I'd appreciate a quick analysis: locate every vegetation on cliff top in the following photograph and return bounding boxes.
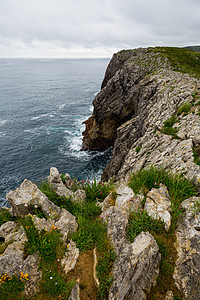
[152,46,200,78]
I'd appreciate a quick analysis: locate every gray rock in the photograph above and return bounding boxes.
[102,192,116,212]
[145,186,172,231]
[115,183,142,214]
[73,189,86,203]
[68,282,80,300]
[6,179,61,219]
[102,206,130,255]
[165,290,174,300]
[0,222,41,297]
[109,232,161,300]
[48,167,72,198]
[173,197,200,299]
[61,240,79,274]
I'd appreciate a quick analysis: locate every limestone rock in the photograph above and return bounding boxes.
[6,179,60,219]
[68,282,80,300]
[102,206,130,255]
[115,183,142,213]
[144,186,172,231]
[0,221,41,297]
[73,189,86,203]
[32,209,78,242]
[109,231,161,300]
[165,290,174,300]
[61,241,79,275]
[102,192,116,212]
[48,167,72,198]
[173,197,200,299]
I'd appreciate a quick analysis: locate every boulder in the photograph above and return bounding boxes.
[144,185,172,231]
[115,183,142,214]
[173,197,200,299]
[109,232,161,300]
[6,179,60,219]
[48,167,72,198]
[102,192,116,212]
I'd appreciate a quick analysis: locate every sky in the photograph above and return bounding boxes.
[0,0,199,58]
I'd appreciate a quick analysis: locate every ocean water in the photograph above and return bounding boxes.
[0,58,111,206]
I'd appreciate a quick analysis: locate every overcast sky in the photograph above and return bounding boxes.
[0,0,199,58]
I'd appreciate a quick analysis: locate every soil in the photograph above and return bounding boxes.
[67,249,97,300]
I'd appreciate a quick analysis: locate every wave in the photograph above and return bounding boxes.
[31,113,55,121]
[0,119,8,126]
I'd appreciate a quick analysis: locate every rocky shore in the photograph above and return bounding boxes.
[0,47,200,299]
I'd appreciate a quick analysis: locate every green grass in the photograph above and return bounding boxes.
[152,47,200,78]
[136,145,142,153]
[0,208,14,226]
[21,216,64,264]
[160,115,179,138]
[193,145,200,166]
[39,178,115,299]
[69,178,114,202]
[41,266,75,298]
[128,166,197,229]
[126,210,165,243]
[177,102,192,116]
[0,274,26,300]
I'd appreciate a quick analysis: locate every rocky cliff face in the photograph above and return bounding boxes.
[82,47,200,184]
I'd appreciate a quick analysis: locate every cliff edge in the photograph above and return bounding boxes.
[82,47,200,183]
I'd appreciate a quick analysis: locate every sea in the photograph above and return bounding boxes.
[0,58,111,207]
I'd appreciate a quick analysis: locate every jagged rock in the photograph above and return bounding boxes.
[32,209,78,242]
[73,189,86,203]
[165,290,174,300]
[0,221,41,296]
[102,206,130,255]
[109,231,161,300]
[61,240,79,274]
[48,167,72,198]
[81,48,199,181]
[0,250,41,296]
[144,185,172,231]
[115,183,142,213]
[6,179,61,219]
[173,197,200,299]
[68,282,80,300]
[102,192,116,212]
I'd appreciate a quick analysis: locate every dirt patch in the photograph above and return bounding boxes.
[67,249,97,300]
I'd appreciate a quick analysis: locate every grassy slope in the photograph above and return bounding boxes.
[152,46,200,78]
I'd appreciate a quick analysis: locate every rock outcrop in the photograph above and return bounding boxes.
[82,48,200,185]
[174,197,200,299]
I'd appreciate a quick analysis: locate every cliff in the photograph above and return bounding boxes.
[0,47,200,300]
[82,47,200,184]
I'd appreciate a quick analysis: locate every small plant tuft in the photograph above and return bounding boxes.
[177,102,191,116]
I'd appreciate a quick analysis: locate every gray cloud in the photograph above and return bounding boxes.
[0,0,199,57]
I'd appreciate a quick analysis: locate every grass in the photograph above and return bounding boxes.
[136,145,142,153]
[152,47,200,78]
[160,115,179,138]
[40,266,75,299]
[126,210,165,243]
[177,102,192,116]
[0,208,14,226]
[193,145,200,166]
[39,178,116,299]
[0,273,26,300]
